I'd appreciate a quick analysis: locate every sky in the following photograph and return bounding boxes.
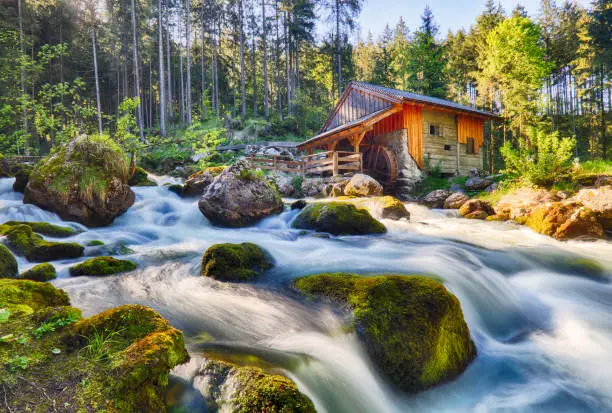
[355,0,592,39]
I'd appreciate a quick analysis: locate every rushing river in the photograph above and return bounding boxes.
[1,176,611,413]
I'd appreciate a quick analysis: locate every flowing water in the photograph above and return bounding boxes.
[1,176,611,413]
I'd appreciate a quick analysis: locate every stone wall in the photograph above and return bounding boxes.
[372,129,422,199]
[421,109,483,175]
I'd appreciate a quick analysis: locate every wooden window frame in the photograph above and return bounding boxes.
[429,123,442,137]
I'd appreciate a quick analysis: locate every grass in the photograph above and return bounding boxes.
[80,327,124,362]
[579,159,612,175]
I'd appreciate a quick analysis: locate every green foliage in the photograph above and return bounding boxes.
[239,168,266,181]
[291,175,304,196]
[6,355,30,372]
[33,313,79,339]
[500,126,576,186]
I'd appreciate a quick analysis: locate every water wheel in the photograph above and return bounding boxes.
[364,144,398,188]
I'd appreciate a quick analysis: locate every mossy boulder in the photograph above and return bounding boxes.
[293,273,477,393]
[128,166,157,186]
[0,244,18,278]
[23,135,135,227]
[167,183,184,196]
[12,164,32,193]
[326,196,410,221]
[69,256,137,276]
[86,239,105,246]
[194,359,316,413]
[198,160,284,227]
[183,166,225,197]
[201,242,273,282]
[19,263,56,281]
[292,202,386,235]
[1,220,76,237]
[2,224,84,262]
[459,199,495,219]
[0,279,189,412]
[525,201,605,240]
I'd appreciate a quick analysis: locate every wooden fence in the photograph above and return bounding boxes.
[250,151,362,176]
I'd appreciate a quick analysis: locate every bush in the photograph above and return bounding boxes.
[500,127,576,186]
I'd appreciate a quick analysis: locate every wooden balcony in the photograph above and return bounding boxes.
[249,151,363,176]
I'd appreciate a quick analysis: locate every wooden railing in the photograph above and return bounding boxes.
[250,151,362,176]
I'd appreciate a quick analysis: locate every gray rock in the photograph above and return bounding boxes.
[344,174,383,197]
[420,189,452,208]
[449,183,465,193]
[465,177,493,191]
[443,192,469,209]
[484,182,499,193]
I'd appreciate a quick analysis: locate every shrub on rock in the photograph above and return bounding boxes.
[293,273,476,393]
[23,135,135,227]
[194,359,316,413]
[128,166,157,186]
[20,263,56,281]
[0,244,18,278]
[459,200,495,219]
[525,202,604,240]
[201,242,273,282]
[198,160,283,227]
[292,202,386,235]
[69,256,137,276]
[2,224,84,262]
[344,174,383,197]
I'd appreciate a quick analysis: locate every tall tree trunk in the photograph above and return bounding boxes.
[284,11,290,116]
[166,26,173,121]
[158,0,166,137]
[185,0,192,126]
[130,0,145,141]
[262,0,269,119]
[18,0,27,155]
[335,0,341,98]
[275,0,282,119]
[179,6,185,127]
[600,65,607,158]
[252,27,257,115]
[201,4,207,119]
[92,29,103,135]
[239,0,246,118]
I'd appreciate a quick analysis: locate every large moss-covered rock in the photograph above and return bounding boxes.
[294,273,476,393]
[292,202,386,235]
[1,220,76,237]
[23,135,135,227]
[20,263,57,281]
[323,196,410,221]
[198,160,283,227]
[183,166,225,197]
[0,280,189,413]
[1,224,84,262]
[128,166,157,186]
[459,199,495,219]
[0,244,18,278]
[201,242,273,282]
[194,359,316,413]
[69,256,137,276]
[525,201,604,240]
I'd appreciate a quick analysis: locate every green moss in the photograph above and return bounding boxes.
[201,243,273,282]
[0,244,18,278]
[292,202,386,235]
[167,184,184,196]
[69,256,137,276]
[128,166,157,186]
[294,273,476,392]
[2,220,76,237]
[86,240,105,246]
[20,263,56,282]
[0,279,188,413]
[3,224,84,262]
[525,202,604,240]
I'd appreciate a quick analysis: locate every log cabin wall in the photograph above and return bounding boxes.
[325,88,393,131]
[422,109,483,175]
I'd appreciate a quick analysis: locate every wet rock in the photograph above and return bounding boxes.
[443,193,469,209]
[420,189,452,209]
[69,256,137,276]
[23,135,135,227]
[193,359,316,413]
[167,184,184,196]
[20,263,56,281]
[334,196,410,221]
[484,182,498,193]
[200,242,273,282]
[344,174,383,197]
[570,185,612,231]
[301,178,324,197]
[494,187,562,221]
[198,160,283,227]
[12,164,32,193]
[291,199,308,210]
[525,201,604,240]
[459,199,495,219]
[128,167,157,186]
[0,245,18,278]
[292,202,386,235]
[293,273,476,393]
[464,177,493,191]
[183,166,226,197]
[1,220,76,238]
[1,224,83,262]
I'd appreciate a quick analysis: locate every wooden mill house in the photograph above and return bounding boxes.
[253,82,498,194]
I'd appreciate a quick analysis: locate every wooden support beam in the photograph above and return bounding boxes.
[332,151,339,176]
